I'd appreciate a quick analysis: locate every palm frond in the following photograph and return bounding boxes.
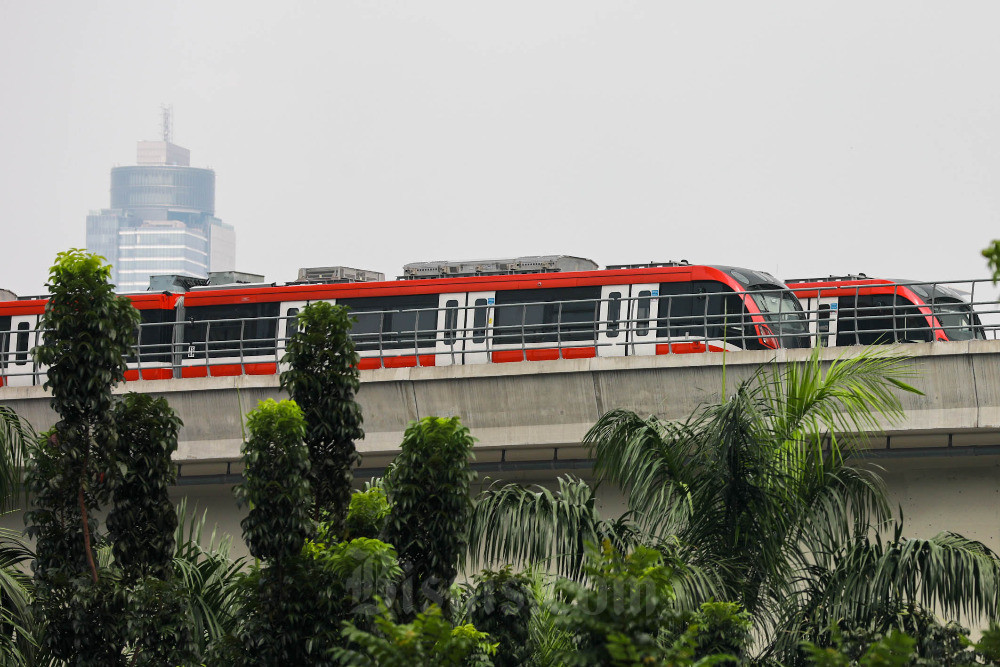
[172,499,247,651]
[792,463,892,563]
[869,532,1000,624]
[585,409,703,537]
[761,346,920,449]
[0,524,36,664]
[774,529,1000,661]
[468,477,607,579]
[0,406,33,512]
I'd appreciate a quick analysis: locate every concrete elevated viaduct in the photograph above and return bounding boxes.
[3,341,1000,557]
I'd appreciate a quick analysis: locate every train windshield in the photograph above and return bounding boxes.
[748,285,810,348]
[932,299,985,341]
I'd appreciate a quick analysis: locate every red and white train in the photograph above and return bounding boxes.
[0,258,810,387]
[785,275,985,346]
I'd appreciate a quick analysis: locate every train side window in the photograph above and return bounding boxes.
[838,295,895,345]
[444,300,459,345]
[893,296,932,343]
[284,308,300,340]
[340,294,439,351]
[184,303,281,358]
[492,287,600,345]
[472,299,488,343]
[817,304,831,346]
[818,304,830,332]
[607,292,622,338]
[636,290,651,336]
[15,322,29,365]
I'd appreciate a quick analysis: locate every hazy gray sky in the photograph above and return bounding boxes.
[2,2,999,296]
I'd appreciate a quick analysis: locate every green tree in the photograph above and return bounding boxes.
[550,541,685,666]
[107,393,197,666]
[229,399,316,663]
[280,301,364,530]
[982,240,1000,281]
[461,565,536,667]
[546,541,743,667]
[469,348,1000,663]
[383,416,476,619]
[335,604,496,667]
[24,249,139,664]
[108,393,182,581]
[343,487,391,540]
[234,398,313,562]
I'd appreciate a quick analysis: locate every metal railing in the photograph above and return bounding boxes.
[3,278,1000,385]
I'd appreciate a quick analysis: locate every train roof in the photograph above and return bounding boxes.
[179,263,794,307]
[785,275,972,304]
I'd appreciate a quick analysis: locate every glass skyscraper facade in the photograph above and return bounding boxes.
[86,138,235,292]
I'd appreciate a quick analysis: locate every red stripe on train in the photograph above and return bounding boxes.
[492,347,597,363]
[177,363,279,379]
[655,343,725,354]
[123,369,174,381]
[358,355,436,370]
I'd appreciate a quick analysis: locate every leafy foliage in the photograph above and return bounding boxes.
[219,538,402,665]
[461,565,536,667]
[343,487,391,540]
[120,576,198,666]
[466,347,1000,662]
[803,626,917,666]
[104,393,198,664]
[107,393,182,581]
[796,603,994,666]
[24,249,139,663]
[982,240,1000,282]
[549,541,689,666]
[689,601,753,663]
[383,416,477,618]
[335,604,497,667]
[234,398,313,562]
[280,301,364,529]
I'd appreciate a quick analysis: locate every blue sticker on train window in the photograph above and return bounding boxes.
[830,304,838,310]
[651,290,659,296]
[487,297,495,305]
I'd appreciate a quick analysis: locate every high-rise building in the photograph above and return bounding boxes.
[86,110,235,292]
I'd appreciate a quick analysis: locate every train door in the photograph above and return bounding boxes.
[276,300,311,372]
[435,293,465,366]
[6,314,40,386]
[462,291,494,365]
[597,285,626,357]
[803,296,838,347]
[627,283,659,356]
[597,284,659,357]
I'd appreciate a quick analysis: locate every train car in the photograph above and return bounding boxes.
[785,275,985,346]
[0,292,179,387]
[0,260,810,386]
[173,260,810,377]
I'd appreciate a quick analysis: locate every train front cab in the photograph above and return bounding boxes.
[787,278,984,346]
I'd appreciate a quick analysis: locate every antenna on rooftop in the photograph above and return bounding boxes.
[160,104,173,143]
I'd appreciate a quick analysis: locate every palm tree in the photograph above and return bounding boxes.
[0,406,38,663]
[468,347,1000,662]
[171,500,248,657]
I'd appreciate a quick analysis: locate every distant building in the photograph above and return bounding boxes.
[86,110,235,292]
